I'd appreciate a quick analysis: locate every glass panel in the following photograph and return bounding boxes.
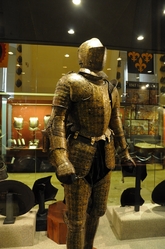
[1,43,165,208]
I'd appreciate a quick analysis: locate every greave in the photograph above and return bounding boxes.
[84,214,99,249]
[67,228,85,249]
[64,214,86,249]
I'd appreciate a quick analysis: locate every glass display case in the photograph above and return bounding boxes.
[5,98,53,173]
[0,43,165,207]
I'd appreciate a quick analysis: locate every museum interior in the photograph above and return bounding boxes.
[1,0,165,249]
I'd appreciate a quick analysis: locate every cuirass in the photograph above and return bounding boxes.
[69,75,111,137]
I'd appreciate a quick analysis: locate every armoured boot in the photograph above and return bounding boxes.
[64,178,91,249]
[84,214,99,249]
[66,219,85,249]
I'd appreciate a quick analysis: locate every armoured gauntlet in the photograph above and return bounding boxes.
[120,147,136,172]
[50,148,77,185]
[115,136,136,173]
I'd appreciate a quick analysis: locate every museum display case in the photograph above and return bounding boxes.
[120,80,164,166]
[0,42,165,207]
[5,98,53,173]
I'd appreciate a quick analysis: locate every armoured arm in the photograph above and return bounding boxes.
[46,76,76,184]
[109,87,135,166]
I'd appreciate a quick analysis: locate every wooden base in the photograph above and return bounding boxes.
[47,201,97,247]
[47,201,67,244]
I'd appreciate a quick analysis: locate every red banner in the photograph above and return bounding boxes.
[0,43,9,68]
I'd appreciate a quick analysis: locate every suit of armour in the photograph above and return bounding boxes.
[46,38,135,249]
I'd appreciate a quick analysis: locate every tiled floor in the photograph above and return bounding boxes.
[1,164,165,249]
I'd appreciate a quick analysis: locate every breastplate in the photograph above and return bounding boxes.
[70,76,111,137]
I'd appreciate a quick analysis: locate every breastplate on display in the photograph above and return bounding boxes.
[70,75,111,137]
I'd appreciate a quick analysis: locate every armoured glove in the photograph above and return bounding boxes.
[120,148,136,173]
[49,149,77,184]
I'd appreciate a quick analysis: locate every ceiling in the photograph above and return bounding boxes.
[1,0,165,53]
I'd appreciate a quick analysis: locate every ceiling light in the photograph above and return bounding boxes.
[137,35,144,41]
[68,29,75,34]
[163,9,165,14]
[65,54,69,57]
[72,0,81,5]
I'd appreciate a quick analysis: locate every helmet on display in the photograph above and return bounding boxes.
[78,38,107,71]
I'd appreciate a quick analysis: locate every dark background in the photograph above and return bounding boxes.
[0,0,165,53]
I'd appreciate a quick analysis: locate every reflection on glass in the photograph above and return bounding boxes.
[0,42,164,205]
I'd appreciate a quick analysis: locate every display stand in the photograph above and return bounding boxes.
[43,115,50,129]
[106,204,165,240]
[32,176,58,231]
[36,187,48,231]
[0,179,36,247]
[47,201,67,244]
[3,193,15,224]
[13,117,25,147]
[0,211,36,247]
[29,117,39,148]
[41,115,50,153]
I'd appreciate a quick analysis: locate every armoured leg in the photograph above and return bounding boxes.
[64,178,91,249]
[84,172,111,249]
[84,214,99,249]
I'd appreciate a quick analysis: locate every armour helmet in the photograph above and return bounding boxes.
[78,38,107,71]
